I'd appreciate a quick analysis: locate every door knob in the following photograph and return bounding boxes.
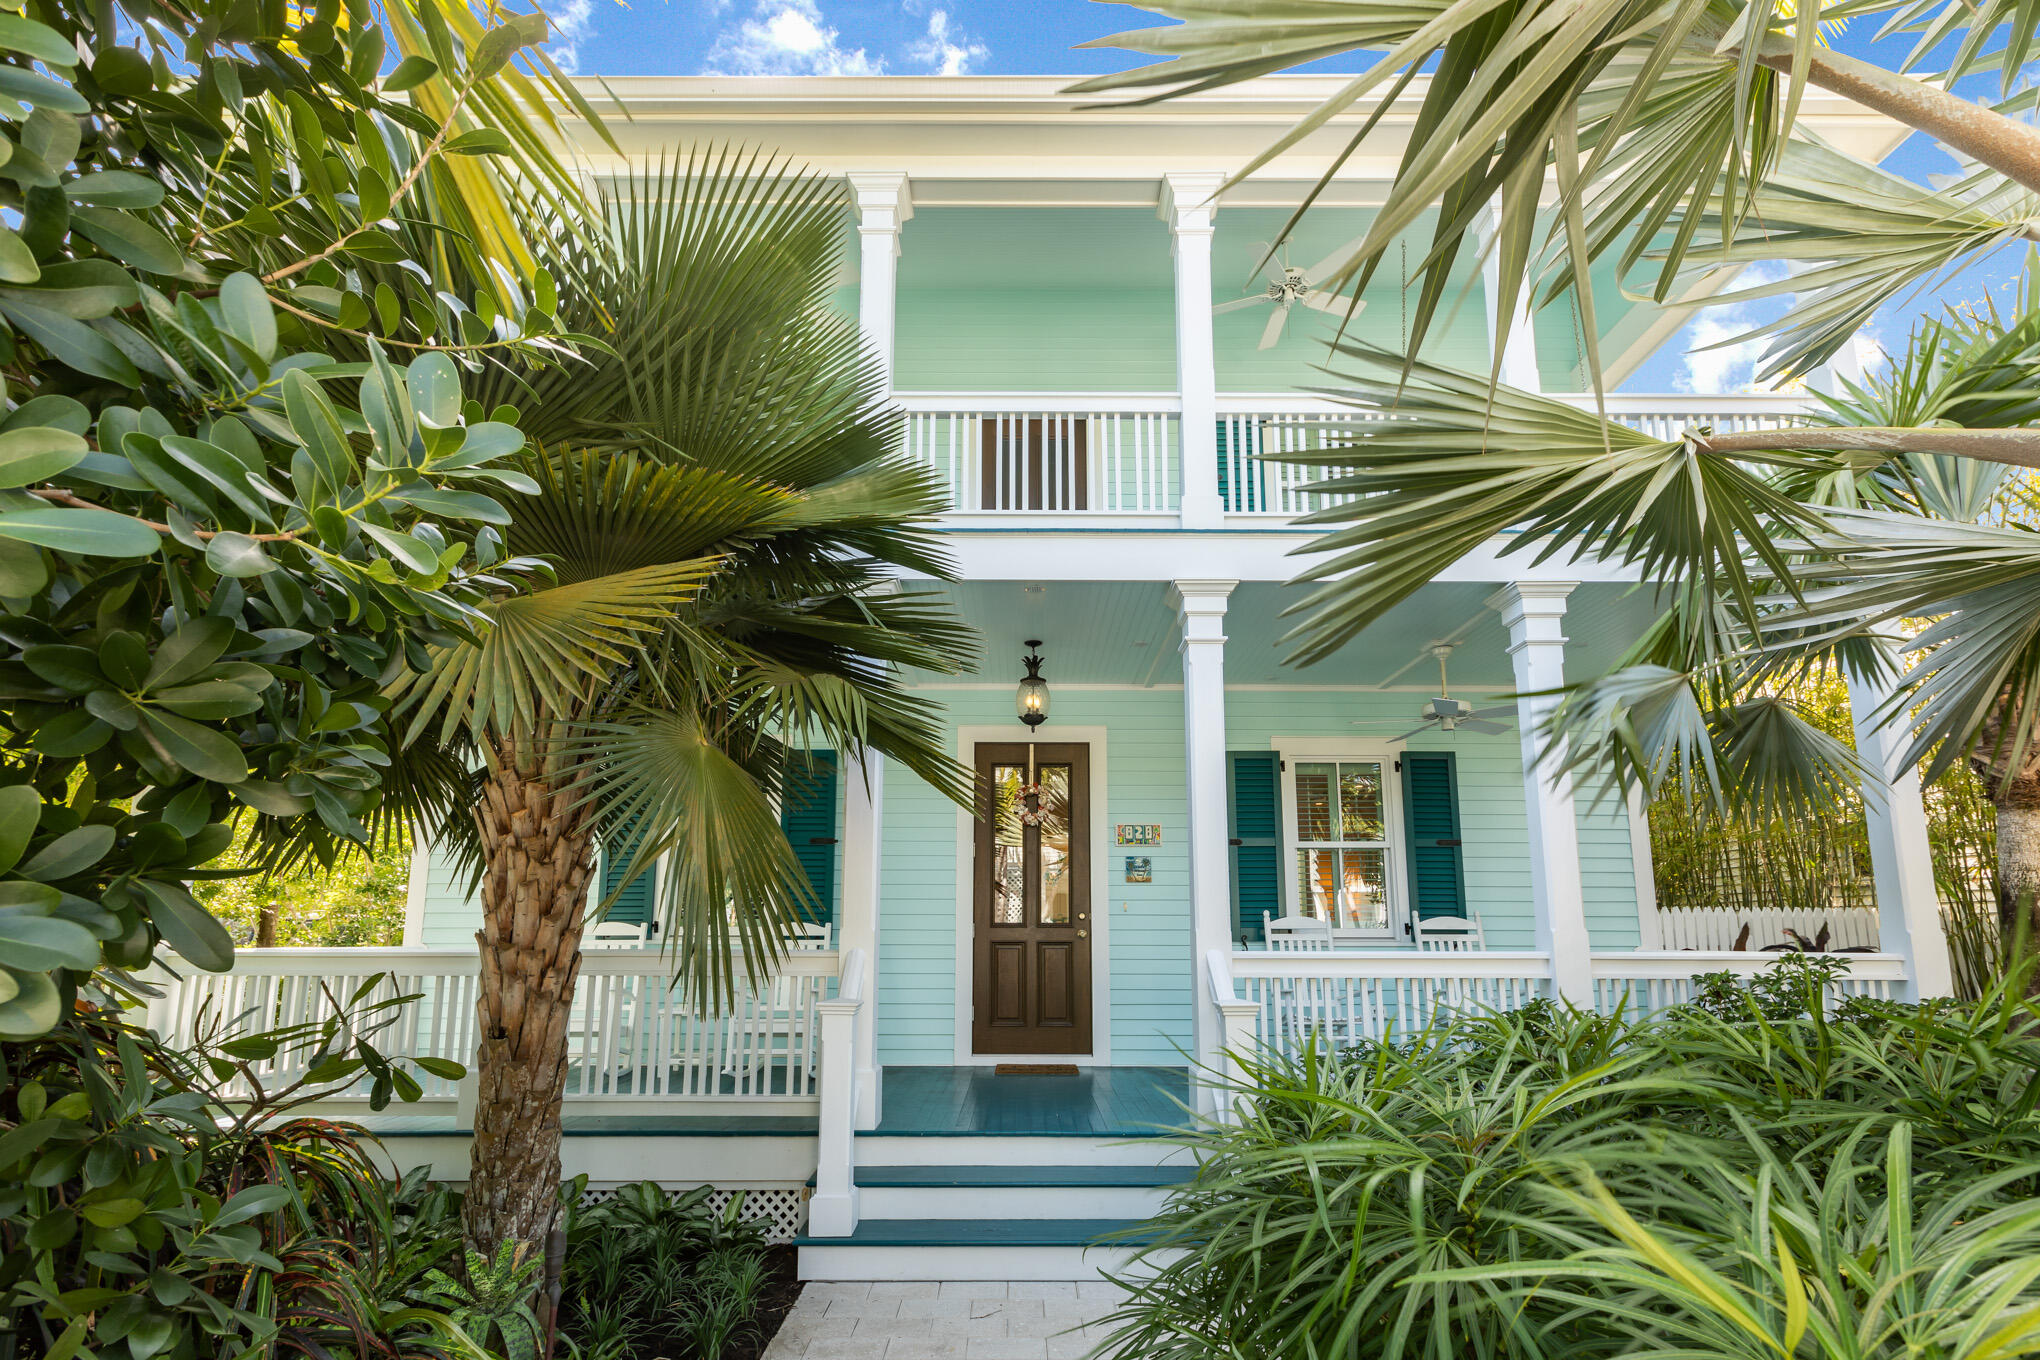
[1077,929,1088,939]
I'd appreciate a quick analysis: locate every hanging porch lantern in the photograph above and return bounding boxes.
[1015,640,1049,729]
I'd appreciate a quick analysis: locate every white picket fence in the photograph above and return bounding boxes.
[150,946,843,1112]
[1653,907,1882,952]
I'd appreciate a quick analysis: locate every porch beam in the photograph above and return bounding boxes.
[840,750,885,1129]
[1173,578,1237,1109]
[848,171,912,395]
[1846,660,1955,1000]
[1161,173,1225,529]
[1489,582,1595,1004]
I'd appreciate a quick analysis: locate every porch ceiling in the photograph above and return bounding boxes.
[901,579,1664,689]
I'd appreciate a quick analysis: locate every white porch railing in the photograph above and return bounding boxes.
[807,947,867,1238]
[1591,950,1906,1019]
[895,393,1181,514]
[1208,945,1909,1065]
[150,946,845,1111]
[1652,906,1881,953]
[1204,392,1818,517]
[1223,949,1556,1052]
[894,391,1816,519]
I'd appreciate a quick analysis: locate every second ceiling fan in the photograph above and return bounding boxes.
[1213,240,1362,349]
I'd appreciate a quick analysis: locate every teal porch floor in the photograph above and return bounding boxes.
[873,1065,1191,1137]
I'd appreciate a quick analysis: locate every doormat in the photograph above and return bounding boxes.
[994,1063,1080,1076]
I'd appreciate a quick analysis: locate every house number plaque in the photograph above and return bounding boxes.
[1115,824,1162,846]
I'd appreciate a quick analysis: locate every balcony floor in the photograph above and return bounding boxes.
[873,1065,1190,1137]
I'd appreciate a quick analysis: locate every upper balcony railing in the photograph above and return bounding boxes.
[898,393,1181,516]
[900,391,1815,522]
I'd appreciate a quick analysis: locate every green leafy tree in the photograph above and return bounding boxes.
[193,822,411,947]
[1076,2,2040,972]
[0,0,600,1037]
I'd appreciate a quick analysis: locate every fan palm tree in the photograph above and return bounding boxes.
[1071,2,2040,970]
[385,152,975,1250]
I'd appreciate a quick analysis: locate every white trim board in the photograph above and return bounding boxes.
[950,724,1114,1067]
[402,838,431,948]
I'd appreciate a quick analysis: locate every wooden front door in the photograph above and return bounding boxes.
[972,743,1092,1054]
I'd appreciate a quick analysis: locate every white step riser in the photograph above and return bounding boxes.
[854,1136,1188,1167]
[857,1185,1172,1220]
[797,1244,1182,1283]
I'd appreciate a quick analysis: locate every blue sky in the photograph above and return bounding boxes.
[550,1,2019,394]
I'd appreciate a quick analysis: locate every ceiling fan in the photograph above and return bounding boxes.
[1349,644,1515,739]
[1212,240,1362,350]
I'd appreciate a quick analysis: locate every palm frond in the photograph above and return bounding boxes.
[1776,508,2040,786]
[1276,344,1835,665]
[507,449,802,585]
[396,561,719,746]
[1643,142,2040,382]
[569,709,818,1008]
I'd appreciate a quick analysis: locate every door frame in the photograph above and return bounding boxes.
[953,724,1112,1066]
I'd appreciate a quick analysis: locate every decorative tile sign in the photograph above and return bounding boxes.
[1115,824,1162,846]
[1124,856,1152,884]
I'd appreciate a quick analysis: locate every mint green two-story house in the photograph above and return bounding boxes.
[150,76,1945,1282]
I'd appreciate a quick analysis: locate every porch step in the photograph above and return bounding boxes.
[853,1132,1188,1167]
[793,1219,1167,1282]
[836,1164,1190,1220]
[849,1164,1189,1188]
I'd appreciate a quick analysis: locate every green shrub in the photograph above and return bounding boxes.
[0,992,470,1360]
[553,1180,775,1360]
[1101,957,2040,1360]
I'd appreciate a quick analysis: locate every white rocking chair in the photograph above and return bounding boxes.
[1412,913,1486,951]
[1263,912,1336,951]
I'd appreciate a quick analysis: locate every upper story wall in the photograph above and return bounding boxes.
[558,77,1909,396]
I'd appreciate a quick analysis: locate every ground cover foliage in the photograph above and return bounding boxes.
[1103,955,2040,1360]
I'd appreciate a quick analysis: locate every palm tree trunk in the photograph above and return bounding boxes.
[1998,777,2040,991]
[462,748,598,1252]
[1756,46,2040,199]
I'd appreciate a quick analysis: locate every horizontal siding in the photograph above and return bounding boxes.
[895,287,1177,392]
[417,850,482,948]
[1578,779,1644,949]
[412,779,846,945]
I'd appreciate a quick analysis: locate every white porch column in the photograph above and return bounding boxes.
[1174,579,1237,1106]
[1162,173,1225,529]
[1489,582,1594,1003]
[838,750,884,1128]
[1846,662,1955,1000]
[847,172,911,394]
[1478,197,1542,393]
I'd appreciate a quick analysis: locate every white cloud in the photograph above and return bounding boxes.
[1671,262,1790,394]
[704,0,883,75]
[548,0,596,75]
[906,9,987,75]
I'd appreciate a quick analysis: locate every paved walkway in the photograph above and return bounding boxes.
[762,1281,1129,1360]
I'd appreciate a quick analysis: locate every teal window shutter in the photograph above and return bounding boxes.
[1215,419,1261,513]
[1400,752,1467,921]
[781,750,839,925]
[599,822,657,929]
[1228,751,1281,942]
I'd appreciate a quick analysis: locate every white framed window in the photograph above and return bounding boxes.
[1279,751,1402,937]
